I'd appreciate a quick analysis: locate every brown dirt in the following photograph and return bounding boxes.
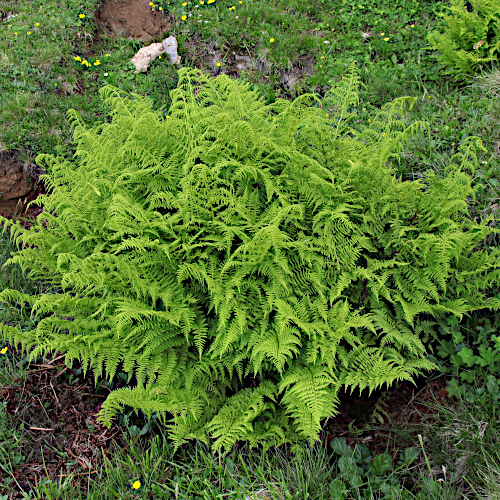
[0,151,46,222]
[95,0,172,42]
[1,345,130,499]
[278,53,315,94]
[324,374,451,459]
[0,147,119,499]
[94,0,313,91]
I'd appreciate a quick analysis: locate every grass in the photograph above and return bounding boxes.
[1,0,500,497]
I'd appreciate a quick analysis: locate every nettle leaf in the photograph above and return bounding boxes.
[338,455,356,475]
[354,443,372,465]
[486,376,500,397]
[368,452,393,476]
[457,347,476,367]
[437,339,456,358]
[329,479,349,500]
[460,371,475,383]
[398,447,419,465]
[330,437,354,457]
[478,346,500,367]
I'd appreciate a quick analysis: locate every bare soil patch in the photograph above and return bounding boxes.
[0,151,46,221]
[95,0,171,42]
[2,347,129,499]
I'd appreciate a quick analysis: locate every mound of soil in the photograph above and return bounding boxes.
[95,0,171,41]
[0,151,45,222]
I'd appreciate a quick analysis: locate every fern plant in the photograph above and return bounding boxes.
[1,64,500,456]
[426,0,500,82]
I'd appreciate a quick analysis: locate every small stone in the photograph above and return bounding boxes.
[131,42,164,73]
[130,36,181,74]
[162,36,181,64]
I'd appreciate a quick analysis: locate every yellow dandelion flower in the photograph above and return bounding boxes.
[200,0,204,4]
[132,480,142,490]
[79,13,85,18]
[239,0,242,3]
[410,24,415,27]
[380,32,384,36]
[149,2,153,5]
[0,346,8,355]
[217,62,221,66]
[159,6,163,9]
[182,14,187,20]
[105,53,110,57]
[182,1,187,4]
[27,31,31,34]
[74,55,82,61]
[14,31,17,34]
[384,37,389,41]
[94,60,101,65]
[270,37,274,42]
[159,55,162,58]
[35,22,40,26]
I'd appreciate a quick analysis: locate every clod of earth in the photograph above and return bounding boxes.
[0,151,44,220]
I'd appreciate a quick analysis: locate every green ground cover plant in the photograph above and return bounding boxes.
[1,0,500,498]
[426,0,500,82]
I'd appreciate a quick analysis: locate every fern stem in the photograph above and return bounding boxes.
[361,163,378,215]
[203,169,216,220]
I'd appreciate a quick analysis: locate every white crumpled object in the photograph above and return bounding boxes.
[162,36,181,64]
[130,36,181,74]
